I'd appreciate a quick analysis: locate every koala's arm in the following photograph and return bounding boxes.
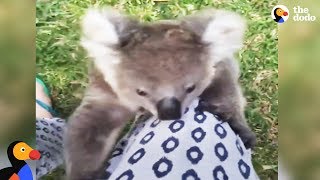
[200,58,256,149]
[64,68,134,180]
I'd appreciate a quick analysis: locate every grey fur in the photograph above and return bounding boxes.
[64,66,135,180]
[65,7,256,179]
[199,58,256,148]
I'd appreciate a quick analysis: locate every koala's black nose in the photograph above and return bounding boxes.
[157,97,181,120]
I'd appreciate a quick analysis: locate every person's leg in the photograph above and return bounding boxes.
[35,78,66,178]
[36,80,52,119]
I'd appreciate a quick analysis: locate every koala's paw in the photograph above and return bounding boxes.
[239,130,256,149]
[197,100,215,113]
[197,100,230,121]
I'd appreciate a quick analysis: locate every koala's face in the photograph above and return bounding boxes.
[81,8,246,120]
[115,25,213,119]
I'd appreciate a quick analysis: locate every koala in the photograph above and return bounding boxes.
[65,7,256,180]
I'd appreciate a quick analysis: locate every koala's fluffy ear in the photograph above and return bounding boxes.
[81,7,139,63]
[181,9,246,55]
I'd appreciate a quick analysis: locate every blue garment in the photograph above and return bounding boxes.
[18,164,33,180]
[107,99,259,180]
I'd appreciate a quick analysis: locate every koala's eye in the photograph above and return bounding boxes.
[20,147,25,152]
[136,89,148,96]
[186,84,196,93]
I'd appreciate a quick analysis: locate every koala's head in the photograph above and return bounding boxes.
[81,7,246,120]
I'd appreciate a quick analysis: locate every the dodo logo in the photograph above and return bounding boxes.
[0,141,40,180]
[272,5,289,23]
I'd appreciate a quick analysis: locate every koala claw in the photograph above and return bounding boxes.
[197,100,227,120]
[239,130,257,149]
[196,100,214,112]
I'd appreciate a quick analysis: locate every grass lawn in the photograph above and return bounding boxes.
[36,0,278,179]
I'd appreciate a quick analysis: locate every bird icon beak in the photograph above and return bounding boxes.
[29,149,41,160]
[283,11,288,16]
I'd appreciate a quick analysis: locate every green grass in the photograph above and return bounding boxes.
[36,0,278,179]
